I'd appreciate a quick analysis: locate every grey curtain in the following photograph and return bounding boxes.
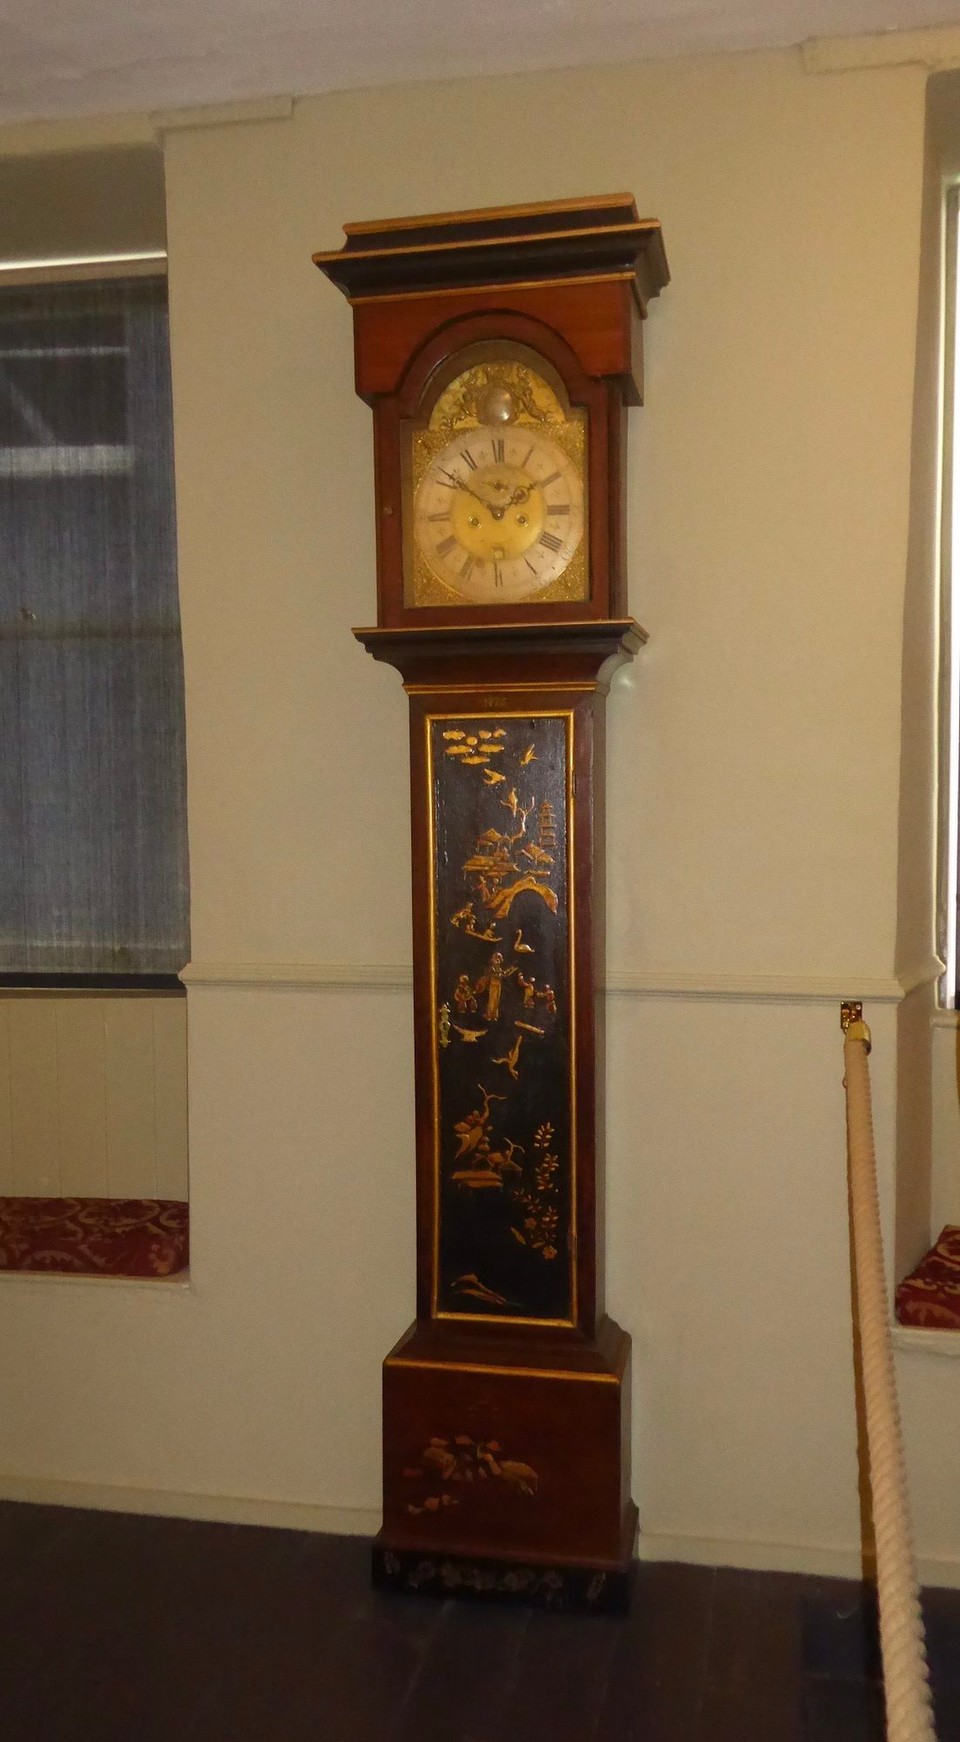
[0,276,189,977]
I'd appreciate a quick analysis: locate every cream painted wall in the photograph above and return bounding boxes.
[170,53,918,983]
[2,46,959,1581]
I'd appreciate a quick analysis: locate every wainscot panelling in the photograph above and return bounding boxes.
[104,1000,159,1197]
[0,1007,12,1193]
[7,1001,59,1195]
[56,999,109,1196]
[152,999,190,1201]
[0,996,188,1201]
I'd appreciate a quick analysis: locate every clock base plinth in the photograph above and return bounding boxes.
[377,1314,636,1606]
[371,1510,637,1613]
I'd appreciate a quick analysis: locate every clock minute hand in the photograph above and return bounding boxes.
[442,471,497,515]
[440,468,512,520]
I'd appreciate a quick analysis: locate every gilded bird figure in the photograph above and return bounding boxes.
[492,1035,523,1081]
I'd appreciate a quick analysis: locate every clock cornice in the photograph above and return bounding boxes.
[312,193,669,312]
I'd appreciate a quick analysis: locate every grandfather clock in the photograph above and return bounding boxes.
[315,196,668,1609]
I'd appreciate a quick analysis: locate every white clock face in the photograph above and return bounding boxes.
[412,425,584,605]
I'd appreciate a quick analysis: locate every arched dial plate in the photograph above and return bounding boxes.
[404,350,588,608]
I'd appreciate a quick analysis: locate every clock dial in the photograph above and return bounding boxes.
[403,347,589,610]
[413,425,583,604]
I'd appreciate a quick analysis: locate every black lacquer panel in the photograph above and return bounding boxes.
[430,712,573,1323]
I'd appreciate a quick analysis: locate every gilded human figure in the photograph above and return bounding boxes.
[453,974,477,1015]
[474,950,516,1022]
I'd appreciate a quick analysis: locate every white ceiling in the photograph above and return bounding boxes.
[1,0,960,126]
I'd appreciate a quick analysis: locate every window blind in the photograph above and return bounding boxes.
[0,276,189,977]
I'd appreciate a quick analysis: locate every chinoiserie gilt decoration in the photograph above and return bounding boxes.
[314,195,668,1611]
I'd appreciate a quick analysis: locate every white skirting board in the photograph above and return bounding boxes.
[1,1472,958,1590]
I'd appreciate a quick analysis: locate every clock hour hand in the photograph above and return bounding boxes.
[453,476,510,521]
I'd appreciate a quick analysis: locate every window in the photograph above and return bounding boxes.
[942,183,960,1007]
[0,275,189,984]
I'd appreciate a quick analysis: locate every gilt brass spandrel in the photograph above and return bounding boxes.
[427,356,570,435]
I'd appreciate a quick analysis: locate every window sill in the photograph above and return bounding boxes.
[0,1266,192,1297]
[0,976,184,994]
[893,1323,960,1356]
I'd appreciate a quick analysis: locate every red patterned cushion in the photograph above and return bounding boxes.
[0,1198,188,1278]
[895,1226,960,1330]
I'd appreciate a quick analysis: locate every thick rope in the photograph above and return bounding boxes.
[843,1015,937,1742]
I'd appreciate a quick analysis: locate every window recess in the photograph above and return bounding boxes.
[0,275,189,986]
[942,183,960,1008]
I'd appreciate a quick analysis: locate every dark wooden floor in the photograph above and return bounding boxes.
[1,1501,958,1741]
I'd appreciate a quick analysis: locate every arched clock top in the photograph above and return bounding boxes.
[395,313,600,418]
[314,194,668,407]
[410,338,580,425]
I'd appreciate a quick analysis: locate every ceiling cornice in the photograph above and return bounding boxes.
[1,11,959,136]
[804,22,960,73]
[151,95,293,136]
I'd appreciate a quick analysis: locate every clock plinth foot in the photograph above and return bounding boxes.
[372,1512,637,1613]
[378,1314,635,1602]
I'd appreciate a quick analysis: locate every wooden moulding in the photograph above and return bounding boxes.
[352,617,646,692]
[313,193,669,310]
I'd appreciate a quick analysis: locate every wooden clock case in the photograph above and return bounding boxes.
[315,197,668,1610]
